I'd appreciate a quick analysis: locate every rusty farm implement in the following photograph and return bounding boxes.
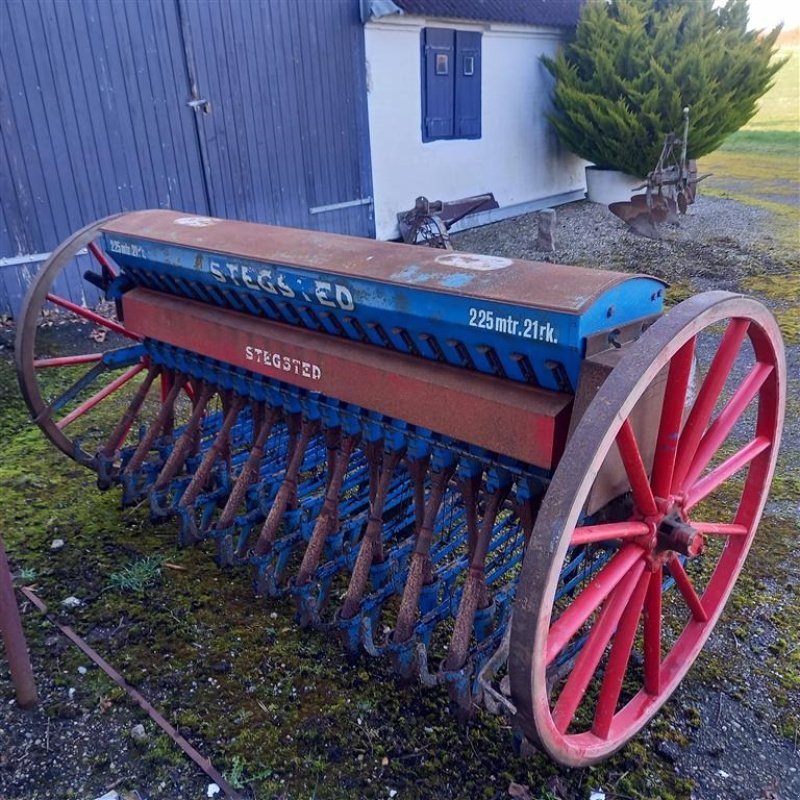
[15,210,785,765]
[609,108,710,238]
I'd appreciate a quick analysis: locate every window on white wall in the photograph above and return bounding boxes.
[421,28,482,142]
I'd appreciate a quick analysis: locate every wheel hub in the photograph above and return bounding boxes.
[656,511,704,557]
[635,503,704,568]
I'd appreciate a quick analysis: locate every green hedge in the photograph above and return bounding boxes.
[543,0,784,178]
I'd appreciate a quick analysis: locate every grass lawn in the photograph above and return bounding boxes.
[700,46,800,233]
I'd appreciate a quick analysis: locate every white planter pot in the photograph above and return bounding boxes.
[585,166,643,205]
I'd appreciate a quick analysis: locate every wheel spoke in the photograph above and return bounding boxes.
[46,293,140,341]
[553,560,645,733]
[666,558,708,622]
[651,337,696,499]
[616,420,658,516]
[571,521,650,546]
[592,568,650,739]
[33,353,104,369]
[546,544,644,666]
[35,362,109,421]
[689,522,748,536]
[57,364,145,430]
[88,240,118,279]
[684,436,771,510]
[643,567,662,695]
[683,362,773,490]
[671,318,750,492]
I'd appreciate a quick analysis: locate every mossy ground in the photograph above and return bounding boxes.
[1,355,700,799]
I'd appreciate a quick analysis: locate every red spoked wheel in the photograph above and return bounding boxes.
[509,291,785,766]
[15,218,162,469]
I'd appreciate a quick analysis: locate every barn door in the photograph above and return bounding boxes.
[176,0,374,237]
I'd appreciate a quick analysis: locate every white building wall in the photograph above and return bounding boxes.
[365,16,586,239]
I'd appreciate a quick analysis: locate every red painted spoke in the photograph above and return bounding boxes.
[684,436,771,510]
[88,240,117,279]
[683,362,773,490]
[592,568,650,739]
[33,353,103,369]
[571,521,650,547]
[546,544,644,666]
[160,371,172,403]
[57,364,145,430]
[553,561,645,733]
[690,522,748,536]
[667,558,708,622]
[671,318,750,492]
[46,293,141,341]
[651,337,696,499]
[643,567,663,695]
[616,420,658,516]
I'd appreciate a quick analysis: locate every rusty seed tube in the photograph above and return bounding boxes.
[124,373,187,476]
[297,434,359,586]
[340,448,403,620]
[179,395,246,509]
[253,419,319,556]
[394,463,456,643]
[445,490,504,671]
[152,383,214,491]
[99,365,160,458]
[216,406,280,533]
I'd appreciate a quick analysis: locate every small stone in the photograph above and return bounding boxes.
[207,784,220,798]
[657,740,682,763]
[717,770,730,779]
[50,538,65,551]
[77,666,87,676]
[270,612,278,619]
[381,756,389,766]
[130,723,148,745]
[61,596,82,609]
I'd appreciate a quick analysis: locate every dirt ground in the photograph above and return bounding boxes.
[1,177,798,800]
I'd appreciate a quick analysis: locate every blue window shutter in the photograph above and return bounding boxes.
[455,31,481,139]
[422,28,455,141]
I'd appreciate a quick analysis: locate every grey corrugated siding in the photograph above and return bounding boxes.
[0,0,373,317]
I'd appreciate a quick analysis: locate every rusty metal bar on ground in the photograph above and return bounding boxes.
[0,535,37,708]
[18,586,244,800]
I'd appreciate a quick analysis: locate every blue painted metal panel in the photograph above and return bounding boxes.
[102,231,665,392]
[179,0,373,237]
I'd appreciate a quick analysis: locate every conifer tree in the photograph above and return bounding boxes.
[543,0,784,178]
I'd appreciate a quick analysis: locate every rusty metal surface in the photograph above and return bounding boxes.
[122,289,572,469]
[0,535,37,708]
[102,209,649,314]
[397,193,499,249]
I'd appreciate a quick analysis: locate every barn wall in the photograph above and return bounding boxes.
[0,0,373,318]
[365,16,586,239]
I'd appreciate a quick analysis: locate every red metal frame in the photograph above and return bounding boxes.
[122,289,572,470]
[46,292,141,341]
